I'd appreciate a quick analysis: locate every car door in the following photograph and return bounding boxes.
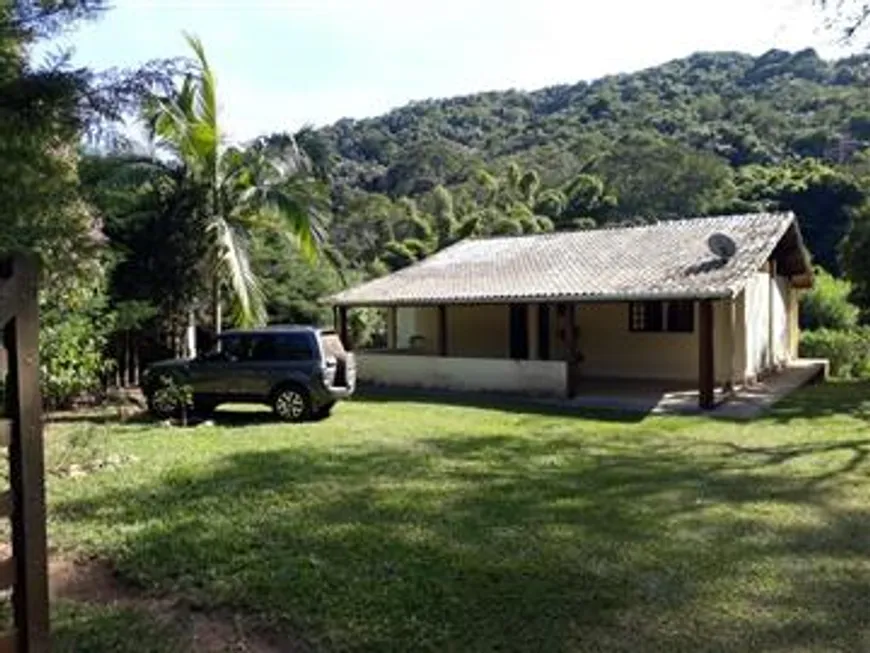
[241,333,315,399]
[188,334,250,400]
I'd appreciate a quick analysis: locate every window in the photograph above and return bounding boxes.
[666,300,695,333]
[629,301,694,333]
[218,334,251,361]
[251,333,315,362]
[629,301,664,332]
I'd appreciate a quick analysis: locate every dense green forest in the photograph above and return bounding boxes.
[316,48,870,279]
[7,0,870,404]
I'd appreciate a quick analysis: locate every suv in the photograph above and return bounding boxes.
[142,326,356,422]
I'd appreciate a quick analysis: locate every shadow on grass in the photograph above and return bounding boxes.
[52,425,870,652]
[356,385,647,423]
[767,380,870,422]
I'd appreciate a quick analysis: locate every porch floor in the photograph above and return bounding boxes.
[568,359,828,418]
[358,359,828,419]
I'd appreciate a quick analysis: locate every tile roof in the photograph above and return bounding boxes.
[329,212,811,306]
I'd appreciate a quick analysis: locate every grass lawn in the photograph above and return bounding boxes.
[45,382,870,652]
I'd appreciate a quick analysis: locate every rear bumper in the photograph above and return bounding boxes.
[325,383,355,401]
[311,381,355,407]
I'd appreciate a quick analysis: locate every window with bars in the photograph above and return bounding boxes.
[629,301,694,333]
[629,301,664,332]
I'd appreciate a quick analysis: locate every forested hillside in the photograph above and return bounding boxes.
[322,48,870,185]
[309,48,870,290]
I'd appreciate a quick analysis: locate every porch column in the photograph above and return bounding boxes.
[528,304,539,360]
[437,305,448,356]
[564,303,577,398]
[699,299,715,410]
[338,306,352,351]
[388,306,398,349]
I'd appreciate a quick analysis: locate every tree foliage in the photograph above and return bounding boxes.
[800,267,860,330]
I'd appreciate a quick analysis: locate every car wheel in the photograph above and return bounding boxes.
[272,386,311,422]
[193,399,217,418]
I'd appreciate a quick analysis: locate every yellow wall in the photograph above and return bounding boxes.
[394,305,509,357]
[447,304,509,358]
[385,292,803,386]
[573,302,699,381]
[788,287,800,359]
[537,300,735,383]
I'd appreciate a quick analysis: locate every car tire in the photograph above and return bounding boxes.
[272,385,311,423]
[193,399,217,418]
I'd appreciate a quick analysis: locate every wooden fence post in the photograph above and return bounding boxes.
[1,255,50,653]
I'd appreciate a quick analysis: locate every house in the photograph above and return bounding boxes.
[328,212,814,409]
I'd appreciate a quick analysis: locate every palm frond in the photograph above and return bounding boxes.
[210,217,266,327]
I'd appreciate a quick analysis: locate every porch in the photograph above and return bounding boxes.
[355,359,828,419]
[336,291,798,410]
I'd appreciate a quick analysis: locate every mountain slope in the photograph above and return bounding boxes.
[316,48,870,194]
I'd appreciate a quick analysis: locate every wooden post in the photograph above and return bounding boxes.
[564,303,577,398]
[699,299,715,410]
[1,256,50,653]
[389,307,398,349]
[338,306,351,351]
[437,305,448,356]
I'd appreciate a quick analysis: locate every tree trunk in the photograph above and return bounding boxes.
[212,274,222,337]
[132,335,140,387]
[186,307,197,358]
[124,330,132,388]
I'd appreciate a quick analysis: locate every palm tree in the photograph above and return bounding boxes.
[146,34,322,334]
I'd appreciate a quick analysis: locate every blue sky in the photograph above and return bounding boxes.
[45,0,855,142]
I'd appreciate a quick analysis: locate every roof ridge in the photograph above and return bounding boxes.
[460,211,795,245]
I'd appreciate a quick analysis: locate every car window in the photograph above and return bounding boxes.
[219,334,250,361]
[251,333,315,361]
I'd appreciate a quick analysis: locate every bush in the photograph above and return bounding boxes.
[799,328,870,378]
[39,264,115,409]
[800,267,860,330]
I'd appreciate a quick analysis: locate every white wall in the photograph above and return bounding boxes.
[773,276,790,365]
[357,353,568,397]
[742,271,792,380]
[743,271,771,379]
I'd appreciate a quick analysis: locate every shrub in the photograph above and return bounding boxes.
[799,267,860,330]
[799,328,870,378]
[40,287,114,409]
[152,375,194,426]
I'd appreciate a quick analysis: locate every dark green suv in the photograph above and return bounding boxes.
[142,326,355,422]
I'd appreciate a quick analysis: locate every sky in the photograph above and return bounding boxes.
[43,0,860,142]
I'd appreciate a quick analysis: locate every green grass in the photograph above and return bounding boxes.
[52,601,183,653]
[45,382,870,652]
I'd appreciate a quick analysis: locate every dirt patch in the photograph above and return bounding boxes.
[49,556,308,653]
